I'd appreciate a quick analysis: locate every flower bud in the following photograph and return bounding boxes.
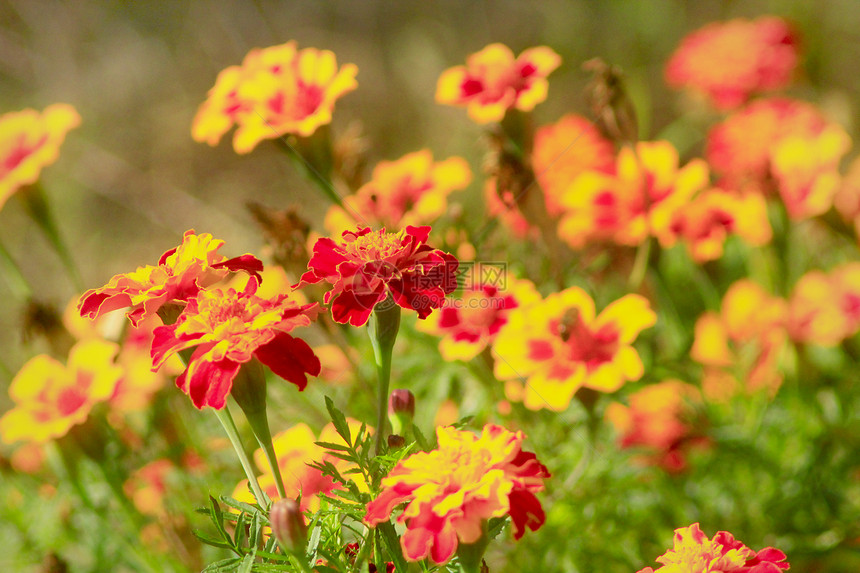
[388,389,415,435]
[387,434,406,450]
[269,498,307,554]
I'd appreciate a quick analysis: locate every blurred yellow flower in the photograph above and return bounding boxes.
[192,41,358,153]
[0,104,80,212]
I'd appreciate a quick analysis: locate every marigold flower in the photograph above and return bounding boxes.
[416,278,541,362]
[658,188,771,262]
[770,124,850,220]
[691,280,787,398]
[638,522,790,573]
[482,177,535,239]
[493,287,656,411]
[0,104,81,212]
[150,277,320,409]
[665,16,799,110]
[79,229,263,327]
[436,43,561,124]
[364,424,550,564]
[125,459,174,516]
[0,340,121,444]
[787,263,860,346]
[558,141,709,249]
[234,419,369,513]
[298,225,458,326]
[706,97,829,192]
[606,380,705,472]
[193,41,358,153]
[325,150,472,235]
[532,113,616,216]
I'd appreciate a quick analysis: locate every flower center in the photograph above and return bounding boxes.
[551,308,619,370]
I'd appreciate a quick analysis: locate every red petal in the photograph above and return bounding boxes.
[183,355,241,409]
[507,489,546,539]
[254,332,321,391]
[330,289,384,326]
[212,253,264,283]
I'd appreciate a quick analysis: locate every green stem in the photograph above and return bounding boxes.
[213,407,268,506]
[368,302,401,456]
[21,183,84,291]
[0,237,32,298]
[628,236,652,292]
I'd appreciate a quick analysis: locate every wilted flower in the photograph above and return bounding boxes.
[0,104,80,212]
[0,340,121,444]
[638,522,790,572]
[193,41,358,153]
[150,277,320,409]
[494,286,656,411]
[324,149,472,234]
[79,229,262,327]
[364,424,549,564]
[436,43,561,123]
[665,16,799,109]
[298,225,459,326]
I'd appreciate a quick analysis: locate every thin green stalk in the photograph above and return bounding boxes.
[628,236,652,292]
[213,407,268,506]
[0,237,32,298]
[368,302,401,456]
[21,183,84,291]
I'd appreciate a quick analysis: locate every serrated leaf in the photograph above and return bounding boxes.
[413,424,431,451]
[249,512,262,548]
[377,519,408,572]
[234,512,247,547]
[237,552,255,573]
[325,396,351,445]
[314,440,351,452]
[209,495,231,544]
[220,495,262,515]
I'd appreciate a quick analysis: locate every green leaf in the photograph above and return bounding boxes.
[193,530,236,551]
[413,424,431,452]
[234,512,247,548]
[314,440,352,452]
[237,552,255,573]
[220,495,263,515]
[377,519,408,572]
[209,495,232,545]
[202,557,241,572]
[325,396,352,445]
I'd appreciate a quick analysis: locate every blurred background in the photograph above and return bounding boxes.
[2,0,859,381]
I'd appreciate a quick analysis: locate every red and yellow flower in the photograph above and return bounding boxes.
[787,263,860,346]
[298,225,459,326]
[192,41,358,153]
[493,287,656,411]
[691,279,787,399]
[233,419,369,513]
[638,523,790,573]
[416,278,540,362]
[324,149,472,235]
[150,277,320,409]
[664,16,799,110]
[558,141,709,249]
[364,424,549,564]
[657,188,771,262]
[532,113,616,216]
[0,339,121,444]
[606,380,705,472]
[436,43,561,124]
[79,230,263,327]
[0,103,81,212]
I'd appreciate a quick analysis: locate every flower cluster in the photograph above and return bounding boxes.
[192,41,358,153]
[638,523,790,572]
[364,424,549,564]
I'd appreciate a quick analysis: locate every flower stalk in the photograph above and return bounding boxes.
[212,406,268,506]
[368,300,401,455]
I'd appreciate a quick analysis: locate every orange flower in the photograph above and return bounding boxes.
[605,380,705,472]
[151,277,320,409]
[125,459,174,516]
[691,280,787,398]
[658,188,771,262]
[298,225,459,326]
[493,287,656,411]
[364,424,549,564]
[436,43,561,124]
[79,230,263,327]
[233,419,369,513]
[482,177,535,239]
[193,41,358,153]
[638,523,789,573]
[834,155,860,236]
[532,113,615,216]
[706,97,829,193]
[665,16,799,110]
[558,141,709,248]
[416,278,540,362]
[0,340,121,444]
[770,124,850,220]
[787,263,860,346]
[324,150,472,235]
[0,104,81,212]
